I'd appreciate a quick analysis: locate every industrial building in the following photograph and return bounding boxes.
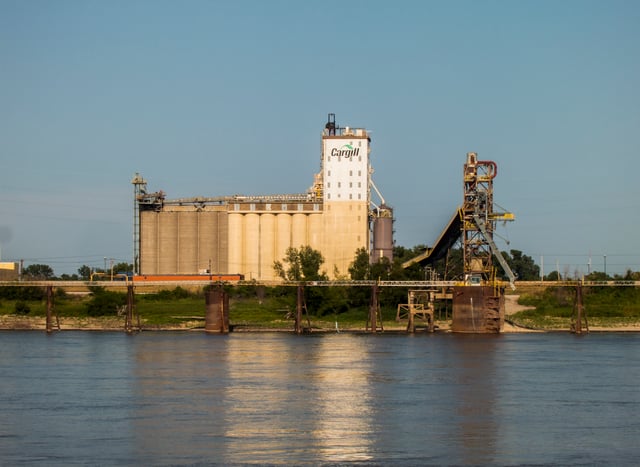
[0,262,19,281]
[133,114,393,281]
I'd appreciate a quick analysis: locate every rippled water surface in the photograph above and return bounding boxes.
[1,331,639,465]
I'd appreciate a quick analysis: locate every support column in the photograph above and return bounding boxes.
[452,286,504,333]
[366,284,383,333]
[45,286,54,334]
[572,283,588,334]
[125,284,136,334]
[295,285,304,334]
[205,286,229,333]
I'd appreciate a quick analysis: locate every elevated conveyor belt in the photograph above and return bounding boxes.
[402,209,462,269]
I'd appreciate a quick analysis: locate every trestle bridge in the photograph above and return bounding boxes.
[1,279,638,335]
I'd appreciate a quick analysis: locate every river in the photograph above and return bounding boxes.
[0,331,638,465]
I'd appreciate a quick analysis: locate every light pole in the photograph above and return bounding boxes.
[604,254,607,277]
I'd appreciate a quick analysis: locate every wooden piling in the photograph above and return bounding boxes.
[572,283,588,334]
[45,285,53,334]
[295,285,304,334]
[125,284,136,334]
[366,283,383,332]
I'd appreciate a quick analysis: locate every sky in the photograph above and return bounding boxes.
[1,0,639,277]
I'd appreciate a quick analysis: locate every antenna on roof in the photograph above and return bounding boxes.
[325,113,336,135]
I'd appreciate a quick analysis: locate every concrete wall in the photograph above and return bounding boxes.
[322,201,369,278]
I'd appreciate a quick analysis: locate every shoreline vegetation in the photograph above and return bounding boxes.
[1,293,639,333]
[2,281,640,333]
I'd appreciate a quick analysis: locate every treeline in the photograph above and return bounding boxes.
[17,263,133,281]
[17,246,637,283]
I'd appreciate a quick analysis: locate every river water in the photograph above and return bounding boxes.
[0,331,638,466]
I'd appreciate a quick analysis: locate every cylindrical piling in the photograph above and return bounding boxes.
[205,288,229,333]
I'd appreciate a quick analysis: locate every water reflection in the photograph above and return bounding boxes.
[128,333,501,464]
[2,332,639,465]
[222,334,311,463]
[131,333,231,464]
[446,335,500,465]
[220,334,375,463]
[309,335,374,463]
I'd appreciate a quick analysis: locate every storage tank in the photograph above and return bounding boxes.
[177,211,198,273]
[158,212,178,274]
[244,213,260,280]
[291,213,307,248]
[259,213,275,280]
[371,204,394,263]
[227,212,243,275]
[276,213,292,262]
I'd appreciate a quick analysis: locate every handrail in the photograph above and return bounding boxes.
[1,279,638,288]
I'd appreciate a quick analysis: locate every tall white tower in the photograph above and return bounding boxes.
[320,114,371,276]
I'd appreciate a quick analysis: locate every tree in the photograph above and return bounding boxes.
[584,271,610,281]
[349,247,370,280]
[500,249,540,281]
[112,262,133,274]
[59,273,79,281]
[22,264,54,280]
[544,270,562,281]
[273,246,327,281]
[78,265,92,280]
[370,256,392,280]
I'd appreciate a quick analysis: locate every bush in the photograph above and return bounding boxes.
[86,289,126,316]
[54,288,68,300]
[143,286,194,301]
[15,301,31,315]
[0,286,45,301]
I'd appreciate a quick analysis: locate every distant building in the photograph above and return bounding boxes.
[0,262,19,281]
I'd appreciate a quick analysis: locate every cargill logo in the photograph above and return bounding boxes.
[331,144,360,159]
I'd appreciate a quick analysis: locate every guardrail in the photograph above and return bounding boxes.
[1,279,639,288]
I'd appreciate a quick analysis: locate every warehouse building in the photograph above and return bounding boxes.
[133,114,393,281]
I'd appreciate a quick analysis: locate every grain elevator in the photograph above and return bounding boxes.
[133,114,393,281]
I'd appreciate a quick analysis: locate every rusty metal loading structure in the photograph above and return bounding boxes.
[403,152,515,333]
[461,152,515,288]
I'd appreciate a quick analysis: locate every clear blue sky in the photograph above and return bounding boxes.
[1,0,638,277]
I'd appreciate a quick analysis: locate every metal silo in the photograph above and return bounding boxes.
[371,204,394,263]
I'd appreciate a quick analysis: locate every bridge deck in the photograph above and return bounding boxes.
[1,280,638,288]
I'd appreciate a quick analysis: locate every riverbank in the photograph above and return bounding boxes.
[2,294,638,332]
[2,314,639,332]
